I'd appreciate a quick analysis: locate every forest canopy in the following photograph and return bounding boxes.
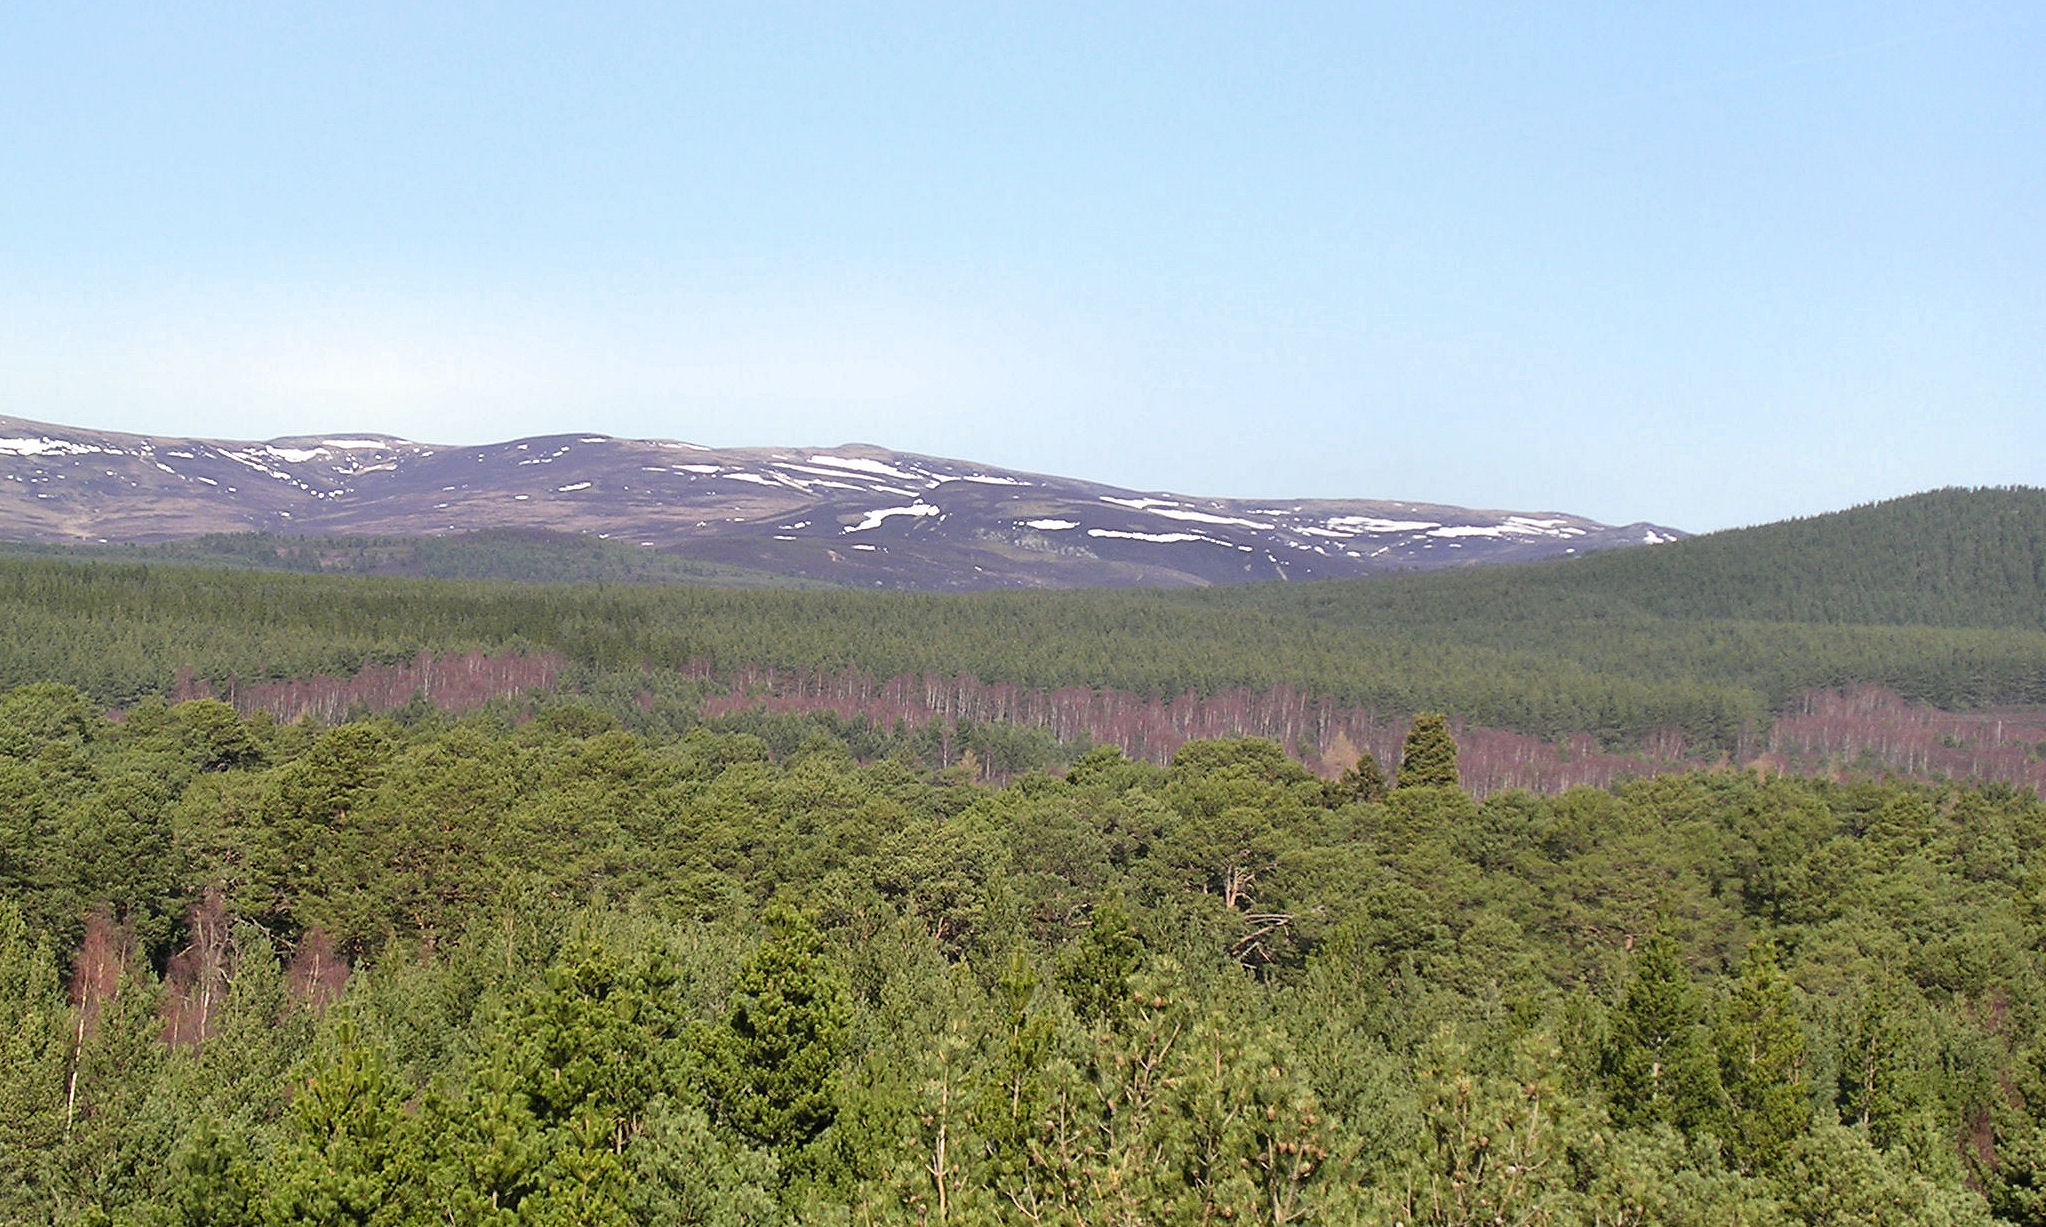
[2,689,2045,1223]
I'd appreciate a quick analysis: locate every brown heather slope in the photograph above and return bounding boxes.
[0,413,1682,590]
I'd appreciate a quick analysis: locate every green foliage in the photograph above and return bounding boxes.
[1397,712,1461,789]
[1604,934,1725,1136]
[1379,1029,1587,1226]
[264,1018,429,1226]
[1326,749,1389,805]
[1056,898,1144,1027]
[7,489,2046,753]
[0,901,65,1215]
[698,907,851,1166]
[0,700,2041,1220]
[1713,942,1811,1170]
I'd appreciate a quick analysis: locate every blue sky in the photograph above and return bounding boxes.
[1,3,2039,531]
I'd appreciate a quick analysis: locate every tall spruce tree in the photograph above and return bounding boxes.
[1395,713,1460,790]
[698,907,850,1166]
[1603,934,1725,1136]
[1714,942,1809,1169]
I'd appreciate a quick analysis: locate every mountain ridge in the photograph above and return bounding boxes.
[0,414,1683,589]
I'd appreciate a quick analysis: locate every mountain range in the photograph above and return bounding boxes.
[0,415,1682,589]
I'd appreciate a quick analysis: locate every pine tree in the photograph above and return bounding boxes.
[1714,942,1809,1170]
[1325,751,1389,806]
[1604,934,1725,1136]
[0,902,66,1220]
[263,1018,430,1226]
[699,907,851,1166]
[1395,713,1460,790]
[162,1117,263,1227]
[1056,898,1144,1027]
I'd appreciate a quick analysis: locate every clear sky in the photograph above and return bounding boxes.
[2,3,2039,531]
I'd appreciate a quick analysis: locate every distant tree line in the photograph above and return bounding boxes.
[4,515,2046,756]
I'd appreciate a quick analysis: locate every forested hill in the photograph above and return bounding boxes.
[0,487,2040,758]
[0,528,835,589]
[1596,486,2046,629]
[1214,486,2046,634]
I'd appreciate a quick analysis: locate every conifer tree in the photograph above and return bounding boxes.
[264,1018,429,1226]
[162,1117,262,1227]
[0,902,66,1219]
[699,906,851,1166]
[1604,934,1724,1136]
[1056,898,1144,1027]
[1325,751,1389,806]
[1714,941,1810,1169]
[1395,713,1460,790]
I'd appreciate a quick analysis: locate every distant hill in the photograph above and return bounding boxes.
[1541,486,2046,630]
[1217,486,2046,634]
[0,529,836,589]
[0,414,1681,589]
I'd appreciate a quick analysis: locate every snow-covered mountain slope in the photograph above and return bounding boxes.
[0,416,1684,588]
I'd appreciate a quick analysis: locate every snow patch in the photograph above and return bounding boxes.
[1145,507,1272,529]
[321,439,392,450]
[1087,528,1207,544]
[556,482,592,493]
[1023,519,1079,530]
[264,447,326,463]
[807,454,921,482]
[0,437,121,457]
[844,502,940,533]
[675,464,722,474]
[1427,525,1513,539]
[1100,496,1178,510]
[776,462,872,479]
[1325,516,1441,534]
[217,450,298,482]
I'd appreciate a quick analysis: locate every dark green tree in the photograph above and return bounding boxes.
[1714,942,1810,1169]
[1057,898,1144,1027]
[263,1018,430,1226]
[0,901,65,1220]
[1324,750,1389,806]
[698,907,851,1166]
[1395,713,1460,790]
[1604,934,1725,1136]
